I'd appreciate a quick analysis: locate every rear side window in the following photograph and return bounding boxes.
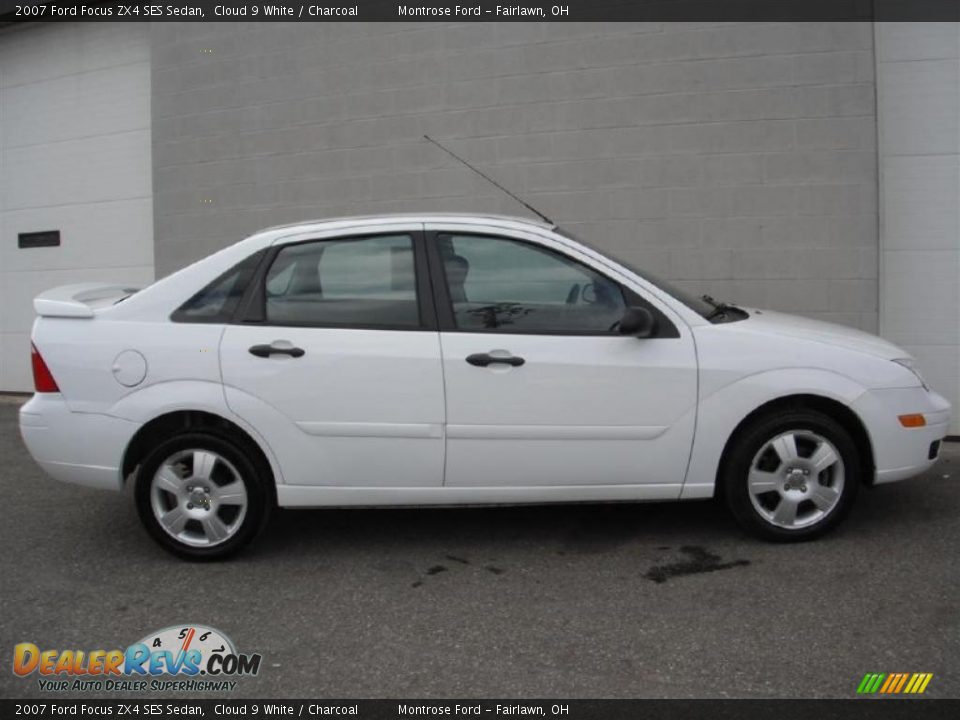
[263,234,419,328]
[172,250,264,323]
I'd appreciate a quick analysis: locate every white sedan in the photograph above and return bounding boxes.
[19,214,950,559]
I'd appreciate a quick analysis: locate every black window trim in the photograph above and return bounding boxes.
[423,230,679,339]
[234,230,438,332]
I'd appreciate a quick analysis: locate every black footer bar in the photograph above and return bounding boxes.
[3,699,960,720]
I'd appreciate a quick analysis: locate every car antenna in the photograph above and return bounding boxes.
[422,134,555,226]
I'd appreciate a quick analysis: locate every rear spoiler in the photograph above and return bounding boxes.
[34,283,140,318]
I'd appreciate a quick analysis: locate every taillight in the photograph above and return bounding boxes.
[31,343,60,393]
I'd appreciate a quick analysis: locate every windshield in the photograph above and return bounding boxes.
[556,227,716,319]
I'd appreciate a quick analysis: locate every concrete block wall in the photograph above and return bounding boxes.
[152,22,879,331]
[876,23,960,432]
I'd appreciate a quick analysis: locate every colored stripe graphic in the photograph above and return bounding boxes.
[907,673,933,694]
[857,673,886,693]
[904,674,921,694]
[857,673,933,694]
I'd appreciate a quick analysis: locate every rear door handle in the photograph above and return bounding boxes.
[249,343,305,358]
[466,352,525,368]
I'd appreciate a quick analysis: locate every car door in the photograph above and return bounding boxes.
[425,224,698,495]
[220,225,446,488]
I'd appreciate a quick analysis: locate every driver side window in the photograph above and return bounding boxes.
[437,233,626,334]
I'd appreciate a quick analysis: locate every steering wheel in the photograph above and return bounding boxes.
[565,283,582,305]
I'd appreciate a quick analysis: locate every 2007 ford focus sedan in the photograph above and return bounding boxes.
[19,214,951,559]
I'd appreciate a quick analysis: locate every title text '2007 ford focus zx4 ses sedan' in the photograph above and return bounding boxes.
[19,214,951,559]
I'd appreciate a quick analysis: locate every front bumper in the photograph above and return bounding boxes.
[852,386,951,484]
[19,393,140,491]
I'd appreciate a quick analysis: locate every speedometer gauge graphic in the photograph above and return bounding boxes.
[137,623,235,667]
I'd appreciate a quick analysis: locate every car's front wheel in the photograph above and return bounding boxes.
[722,409,860,541]
[134,432,271,560]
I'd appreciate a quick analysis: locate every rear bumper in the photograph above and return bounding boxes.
[19,394,140,491]
[852,386,951,485]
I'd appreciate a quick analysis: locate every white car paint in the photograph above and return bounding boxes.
[222,326,446,489]
[19,214,951,520]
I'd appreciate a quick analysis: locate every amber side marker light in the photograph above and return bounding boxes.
[898,414,926,428]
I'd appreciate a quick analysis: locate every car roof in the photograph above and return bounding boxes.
[259,213,556,235]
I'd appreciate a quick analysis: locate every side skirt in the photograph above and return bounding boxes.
[276,483,685,508]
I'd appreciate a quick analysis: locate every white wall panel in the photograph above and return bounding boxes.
[876,23,960,433]
[3,130,152,209]
[3,62,150,148]
[0,24,154,391]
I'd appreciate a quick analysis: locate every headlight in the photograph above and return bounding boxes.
[892,358,929,390]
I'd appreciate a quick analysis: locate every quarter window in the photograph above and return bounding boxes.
[263,234,419,328]
[172,250,264,323]
[437,234,627,334]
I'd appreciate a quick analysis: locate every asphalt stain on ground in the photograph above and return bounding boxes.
[411,558,506,587]
[411,565,448,586]
[644,545,750,584]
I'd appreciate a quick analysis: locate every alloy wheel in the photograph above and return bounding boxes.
[149,449,249,547]
[747,430,845,530]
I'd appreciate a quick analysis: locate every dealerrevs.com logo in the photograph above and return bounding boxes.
[13,624,262,692]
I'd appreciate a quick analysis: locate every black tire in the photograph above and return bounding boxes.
[134,431,272,560]
[722,408,860,542]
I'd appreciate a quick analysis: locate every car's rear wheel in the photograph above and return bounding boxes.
[134,432,271,560]
[722,409,860,541]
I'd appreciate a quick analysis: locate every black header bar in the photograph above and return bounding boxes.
[1,0,959,23]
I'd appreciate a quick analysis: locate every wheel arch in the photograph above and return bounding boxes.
[714,394,876,498]
[122,410,277,495]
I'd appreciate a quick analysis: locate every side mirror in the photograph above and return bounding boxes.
[618,306,657,338]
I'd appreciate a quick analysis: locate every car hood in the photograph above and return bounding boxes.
[739,309,907,360]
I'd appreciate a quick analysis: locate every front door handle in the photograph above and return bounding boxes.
[249,343,305,358]
[466,352,525,368]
